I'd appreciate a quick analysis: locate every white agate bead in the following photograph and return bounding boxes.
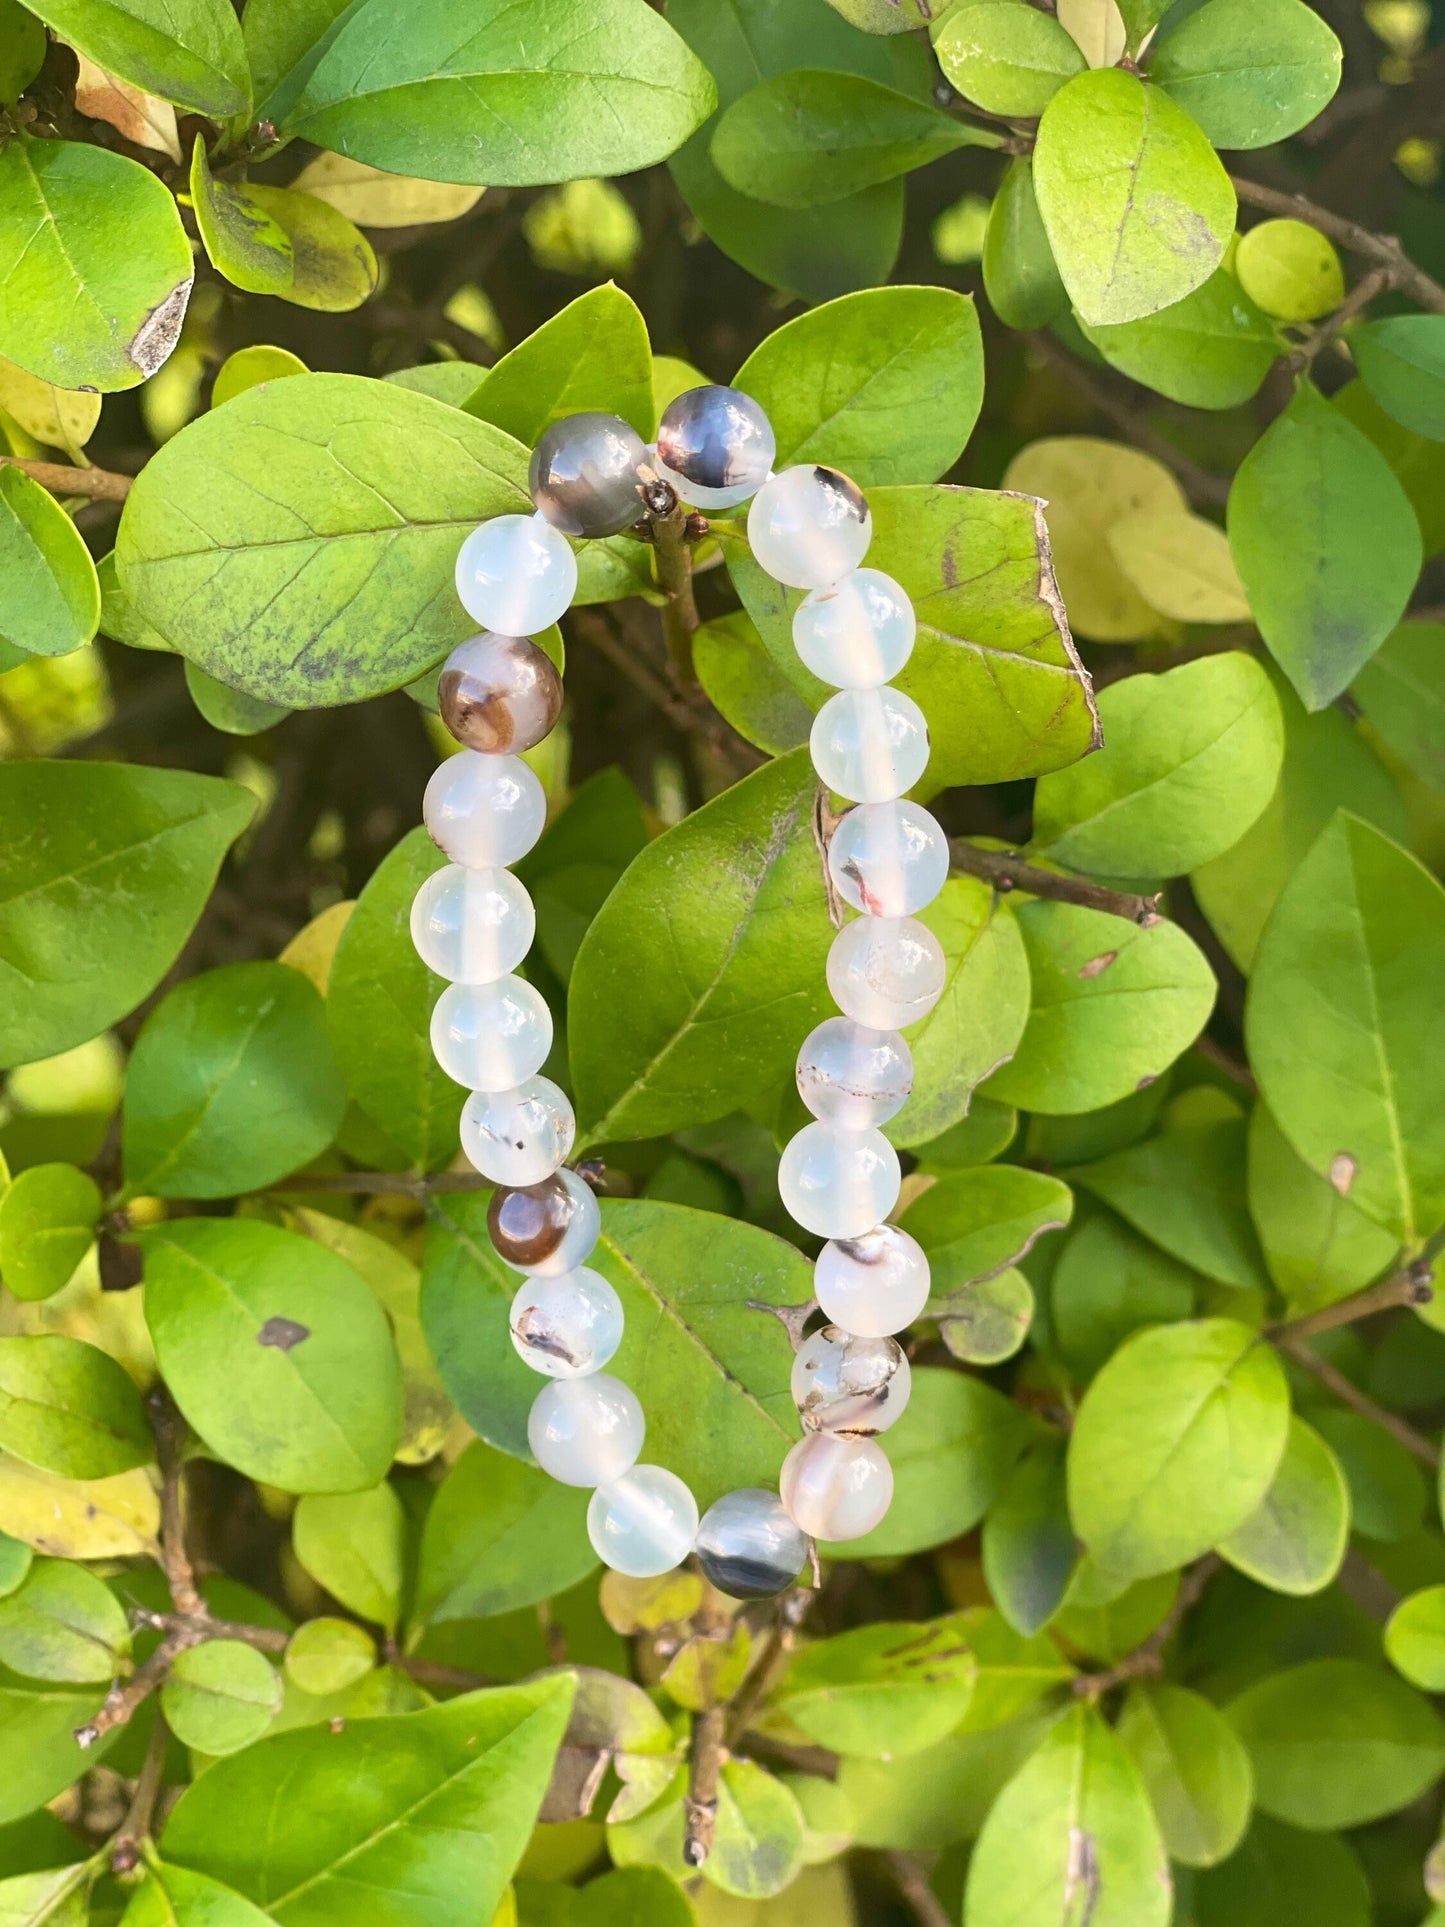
[811,686,929,804]
[793,569,916,688]
[747,465,872,590]
[461,1075,574,1185]
[430,976,552,1090]
[528,1374,644,1486]
[489,1167,602,1276]
[796,1017,911,1130]
[780,1432,894,1542]
[455,512,577,634]
[792,1326,911,1435]
[826,915,946,1030]
[815,1226,931,1337]
[423,753,547,871]
[509,1267,623,1378]
[827,801,949,919]
[695,1488,808,1599]
[410,865,535,982]
[588,1464,699,1576]
[778,1122,900,1239]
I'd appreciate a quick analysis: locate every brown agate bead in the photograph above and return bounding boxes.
[438,632,563,755]
[487,1167,600,1276]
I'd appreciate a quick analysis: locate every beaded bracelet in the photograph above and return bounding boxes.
[410,387,947,1599]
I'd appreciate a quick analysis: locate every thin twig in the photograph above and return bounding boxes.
[1231,176,1445,316]
[1193,1033,1257,1092]
[1075,1555,1221,1698]
[150,1391,204,1619]
[642,477,702,688]
[683,1706,726,1868]
[110,1709,171,1873]
[950,838,1164,926]
[1269,1261,1434,1345]
[885,1852,955,1927]
[76,1631,194,1748]
[724,1587,813,1749]
[569,605,763,777]
[1279,1339,1440,1467]
[1296,265,1393,367]
[267,1168,486,1197]
[0,455,134,501]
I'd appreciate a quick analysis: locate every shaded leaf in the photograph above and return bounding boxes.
[0,1168,101,1305]
[1218,1415,1350,1596]
[0,1335,149,1480]
[414,1441,597,1624]
[0,469,100,660]
[26,0,248,114]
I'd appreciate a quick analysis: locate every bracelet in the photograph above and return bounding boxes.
[411,387,946,1598]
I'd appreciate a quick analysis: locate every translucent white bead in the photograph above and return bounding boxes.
[588,1464,699,1576]
[796,1017,912,1129]
[423,753,547,871]
[778,1122,900,1239]
[430,976,552,1090]
[827,801,949,919]
[792,1326,911,1435]
[490,1167,602,1276]
[811,686,929,805]
[509,1267,623,1378]
[826,915,947,1030]
[794,569,916,688]
[410,865,535,982]
[461,1075,574,1185]
[528,1374,644,1486]
[695,1488,808,1599]
[780,1432,894,1542]
[815,1226,931,1337]
[455,512,577,634]
[747,465,872,590]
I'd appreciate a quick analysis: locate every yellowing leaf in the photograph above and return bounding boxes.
[0,355,99,459]
[1108,505,1252,622]
[290,153,484,229]
[278,900,355,996]
[0,1457,160,1558]
[1235,217,1344,322]
[72,53,181,162]
[1057,0,1127,67]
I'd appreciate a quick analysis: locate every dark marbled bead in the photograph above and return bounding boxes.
[438,632,563,754]
[529,411,649,538]
[655,385,775,509]
[488,1168,600,1276]
[695,1487,808,1600]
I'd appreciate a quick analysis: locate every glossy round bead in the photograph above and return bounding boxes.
[461,1075,575,1185]
[792,1326,911,1436]
[796,1017,912,1130]
[827,801,949,919]
[529,412,648,538]
[694,1488,808,1599]
[410,865,535,983]
[777,1122,901,1240]
[588,1464,699,1577]
[528,1374,644,1487]
[794,569,916,689]
[747,465,872,590]
[423,752,547,871]
[509,1267,623,1378]
[780,1432,893,1542]
[430,976,552,1091]
[811,686,930,804]
[438,632,563,755]
[815,1225,931,1338]
[826,915,946,1030]
[455,512,577,634]
[489,1167,602,1276]
[655,385,776,510]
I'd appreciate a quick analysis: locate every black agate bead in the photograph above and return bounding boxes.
[694,1486,808,1599]
[655,384,775,510]
[529,411,649,538]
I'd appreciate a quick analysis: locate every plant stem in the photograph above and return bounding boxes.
[1268,1261,1435,1344]
[1076,1555,1222,1698]
[1296,265,1393,367]
[151,1390,204,1619]
[644,484,702,688]
[1278,1339,1440,1467]
[0,455,133,502]
[76,1631,193,1748]
[885,1851,955,1927]
[724,1586,813,1749]
[683,1706,726,1868]
[949,838,1164,926]
[110,1709,171,1874]
[1231,176,1445,315]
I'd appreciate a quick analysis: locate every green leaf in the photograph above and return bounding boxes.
[1311,1407,1424,1542]
[284,1618,374,1696]
[0,1678,114,1823]
[1226,1657,1445,1828]
[1350,314,1445,443]
[1149,0,1341,148]
[1034,71,1234,327]
[1082,269,1283,410]
[0,136,192,394]
[983,158,1068,332]
[1033,653,1283,880]
[122,961,345,1200]
[414,1440,596,1624]
[1194,1816,1369,1927]
[964,1703,1171,1927]
[694,610,812,758]
[1351,620,1445,789]
[23,0,248,114]
[422,1197,809,1509]
[0,1560,129,1682]
[609,1758,803,1901]
[837,1705,1064,1851]
[1336,374,1445,558]
[902,1165,1073,1293]
[1051,1210,1197,1381]
[935,3,1086,117]
[778,1616,978,1758]
[711,69,979,210]
[1074,1119,1268,1290]
[115,372,531,707]
[1218,1415,1350,1596]
[0,761,255,1069]
[1068,1317,1290,1579]
[734,285,984,486]
[0,470,99,661]
[121,1863,277,1927]
[1385,1584,1445,1690]
[0,2,47,103]
[0,1862,91,1927]
[326,826,464,1171]
[983,901,1216,1115]
[211,345,310,409]
[1228,381,1422,710]
[0,1167,100,1304]
[292,1483,404,1633]
[162,1640,282,1755]
[183,663,291,736]
[465,284,654,445]
[164,1675,574,1919]
[981,1434,1078,1637]
[1118,1680,1254,1867]
[0,1336,149,1480]
[141,1217,404,1494]
[938,1266,1035,1367]
[1246,811,1445,1246]
[569,749,833,1147]
[0,1539,31,1601]
[1246,1103,1398,1314]
[189,141,376,315]
[282,0,714,185]
[830,1365,1029,1559]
